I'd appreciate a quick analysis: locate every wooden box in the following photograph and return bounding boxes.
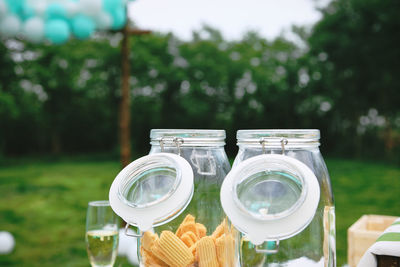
[348,214,398,267]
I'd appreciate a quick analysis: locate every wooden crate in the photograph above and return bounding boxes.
[348,214,398,267]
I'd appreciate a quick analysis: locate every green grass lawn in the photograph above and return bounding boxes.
[0,157,399,266]
[328,158,400,266]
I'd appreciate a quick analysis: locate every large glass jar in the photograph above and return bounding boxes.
[221,129,336,267]
[148,129,230,228]
[110,129,237,267]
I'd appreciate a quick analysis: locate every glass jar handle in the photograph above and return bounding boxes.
[124,223,143,237]
[190,149,216,175]
[255,240,280,254]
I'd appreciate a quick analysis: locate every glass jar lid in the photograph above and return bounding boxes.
[150,129,226,147]
[220,154,320,245]
[237,129,320,148]
[109,153,194,231]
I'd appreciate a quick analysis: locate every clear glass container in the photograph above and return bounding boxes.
[148,129,231,231]
[230,130,336,267]
[109,129,237,267]
[145,129,236,267]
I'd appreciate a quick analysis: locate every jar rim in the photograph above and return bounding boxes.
[150,129,226,146]
[231,157,307,221]
[117,155,182,209]
[109,153,194,231]
[220,154,320,243]
[237,129,320,147]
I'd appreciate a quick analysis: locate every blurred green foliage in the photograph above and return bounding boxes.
[307,0,400,159]
[0,0,399,161]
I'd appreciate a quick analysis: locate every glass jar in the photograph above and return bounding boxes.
[148,130,231,232]
[221,129,335,267]
[110,129,238,267]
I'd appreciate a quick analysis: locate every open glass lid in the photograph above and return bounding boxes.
[220,154,320,245]
[109,153,194,232]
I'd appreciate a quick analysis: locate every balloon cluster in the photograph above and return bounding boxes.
[0,0,130,44]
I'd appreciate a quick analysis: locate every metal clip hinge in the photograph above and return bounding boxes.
[124,223,143,238]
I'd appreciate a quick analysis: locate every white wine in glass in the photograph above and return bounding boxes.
[86,201,119,267]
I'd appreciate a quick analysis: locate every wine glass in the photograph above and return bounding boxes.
[85,200,119,267]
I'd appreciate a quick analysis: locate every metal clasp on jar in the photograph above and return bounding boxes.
[190,149,216,176]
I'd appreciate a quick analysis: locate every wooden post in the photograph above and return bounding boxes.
[119,23,151,168]
[119,24,131,168]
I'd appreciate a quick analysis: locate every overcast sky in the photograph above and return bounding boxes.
[128,0,329,40]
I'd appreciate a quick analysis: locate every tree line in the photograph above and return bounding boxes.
[1,0,399,162]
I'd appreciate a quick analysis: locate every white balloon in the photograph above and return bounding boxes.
[95,12,112,30]
[80,0,102,16]
[0,15,21,37]
[65,1,80,17]
[0,231,15,255]
[0,0,8,17]
[23,17,45,43]
[31,1,47,16]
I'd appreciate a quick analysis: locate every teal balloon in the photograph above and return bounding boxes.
[71,15,95,39]
[46,3,66,19]
[21,5,35,20]
[103,0,122,13]
[45,19,70,44]
[111,7,126,30]
[5,0,23,13]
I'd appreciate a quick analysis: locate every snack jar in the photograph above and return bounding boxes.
[109,129,238,267]
[220,130,336,266]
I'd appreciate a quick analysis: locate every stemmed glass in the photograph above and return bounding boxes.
[85,200,119,267]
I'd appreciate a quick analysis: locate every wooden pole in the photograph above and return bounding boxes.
[119,24,131,168]
[119,17,151,168]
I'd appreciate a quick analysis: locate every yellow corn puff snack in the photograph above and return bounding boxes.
[158,231,194,267]
[211,219,228,241]
[178,222,199,238]
[176,214,196,237]
[189,242,197,257]
[215,234,236,267]
[197,236,219,267]
[181,233,195,247]
[176,227,182,237]
[141,246,168,267]
[187,231,199,242]
[181,231,198,247]
[226,234,236,267]
[150,239,175,266]
[196,223,207,238]
[183,214,196,223]
[141,231,159,251]
[211,225,224,241]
